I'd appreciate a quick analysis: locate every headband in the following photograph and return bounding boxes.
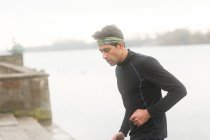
[97,37,123,46]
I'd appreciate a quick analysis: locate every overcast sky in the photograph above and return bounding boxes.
[1,0,210,49]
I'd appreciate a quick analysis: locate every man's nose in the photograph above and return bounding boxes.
[102,52,108,59]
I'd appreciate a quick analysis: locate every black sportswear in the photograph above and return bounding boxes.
[115,50,187,139]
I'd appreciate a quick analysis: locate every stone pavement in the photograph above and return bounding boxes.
[0,113,75,140]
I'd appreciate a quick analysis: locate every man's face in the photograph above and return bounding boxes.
[99,44,123,66]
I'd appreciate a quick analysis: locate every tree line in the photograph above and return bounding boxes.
[11,28,210,53]
[126,29,210,46]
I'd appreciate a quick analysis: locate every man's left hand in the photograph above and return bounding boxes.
[129,109,151,126]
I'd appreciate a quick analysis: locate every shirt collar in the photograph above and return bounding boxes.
[117,49,135,66]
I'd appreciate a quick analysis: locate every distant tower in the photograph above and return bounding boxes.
[11,38,24,54]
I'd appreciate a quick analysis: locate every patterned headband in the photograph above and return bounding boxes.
[97,37,123,46]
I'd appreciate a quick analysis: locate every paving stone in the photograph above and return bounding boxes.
[0,114,30,140]
[43,123,75,140]
[0,113,18,126]
[0,130,30,140]
[0,114,75,140]
[17,117,52,140]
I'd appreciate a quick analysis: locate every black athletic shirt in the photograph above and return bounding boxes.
[115,49,187,139]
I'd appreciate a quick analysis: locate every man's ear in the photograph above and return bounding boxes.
[117,42,125,48]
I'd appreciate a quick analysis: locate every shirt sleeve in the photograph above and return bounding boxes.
[141,57,187,118]
[119,110,130,137]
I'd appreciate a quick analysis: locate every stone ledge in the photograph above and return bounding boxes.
[0,62,48,80]
[0,62,52,121]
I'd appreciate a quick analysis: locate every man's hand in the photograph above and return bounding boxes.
[129,109,151,126]
[111,132,125,140]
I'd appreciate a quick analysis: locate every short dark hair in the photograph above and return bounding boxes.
[92,25,124,40]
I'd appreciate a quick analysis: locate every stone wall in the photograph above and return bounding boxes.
[0,53,23,66]
[0,57,52,121]
[0,65,20,74]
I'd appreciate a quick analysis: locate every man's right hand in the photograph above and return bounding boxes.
[111,132,125,140]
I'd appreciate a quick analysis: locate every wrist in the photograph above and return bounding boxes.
[118,132,125,139]
[146,108,153,118]
[119,132,125,136]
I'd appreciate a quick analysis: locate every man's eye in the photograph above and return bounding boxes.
[103,49,110,52]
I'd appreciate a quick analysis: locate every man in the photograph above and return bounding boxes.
[92,25,187,140]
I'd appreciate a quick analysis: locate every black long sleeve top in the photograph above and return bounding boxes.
[115,50,187,139]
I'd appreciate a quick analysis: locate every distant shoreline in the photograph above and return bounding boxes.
[22,44,210,53]
[9,28,210,53]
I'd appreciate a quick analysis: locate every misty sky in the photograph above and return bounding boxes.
[1,0,210,50]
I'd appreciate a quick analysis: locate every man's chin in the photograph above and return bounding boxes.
[109,63,116,66]
[107,61,116,66]
[109,62,116,66]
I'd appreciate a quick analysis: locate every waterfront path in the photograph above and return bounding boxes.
[0,113,74,140]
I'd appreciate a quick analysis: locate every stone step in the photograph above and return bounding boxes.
[0,113,74,140]
[17,117,52,140]
[41,121,75,140]
[0,113,18,126]
[0,113,30,140]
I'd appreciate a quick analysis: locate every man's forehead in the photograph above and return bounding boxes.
[99,45,114,50]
